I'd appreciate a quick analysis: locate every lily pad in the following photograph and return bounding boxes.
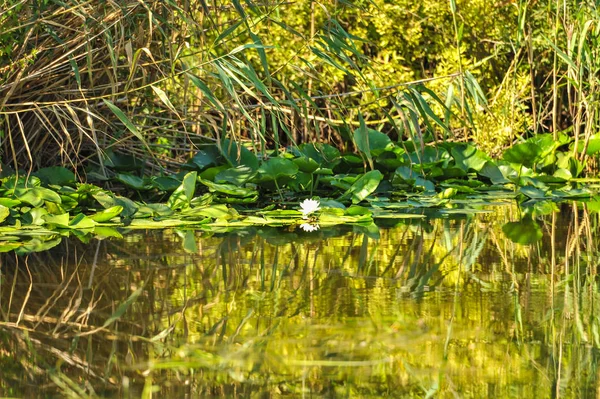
[34,166,76,186]
[340,170,383,204]
[220,138,259,170]
[503,142,542,167]
[258,158,299,180]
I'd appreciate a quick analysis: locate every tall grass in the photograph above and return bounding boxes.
[0,0,484,172]
[2,0,600,172]
[519,0,600,160]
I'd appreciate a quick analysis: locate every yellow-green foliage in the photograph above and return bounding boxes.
[188,0,521,148]
[474,71,534,156]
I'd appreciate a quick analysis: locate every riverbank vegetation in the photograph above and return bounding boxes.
[2,0,600,173]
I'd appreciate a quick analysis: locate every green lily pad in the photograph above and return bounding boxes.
[199,178,257,198]
[220,138,259,170]
[167,171,197,210]
[215,166,256,185]
[90,206,123,222]
[185,145,222,170]
[503,142,542,167]
[451,144,490,172]
[0,205,9,224]
[116,173,151,190]
[69,214,96,230]
[258,158,299,181]
[16,187,62,207]
[34,166,76,186]
[354,126,393,159]
[340,170,383,204]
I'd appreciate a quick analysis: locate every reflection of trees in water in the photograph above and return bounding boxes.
[1,206,600,397]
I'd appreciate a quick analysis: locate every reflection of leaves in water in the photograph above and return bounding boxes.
[502,216,543,244]
[4,202,600,397]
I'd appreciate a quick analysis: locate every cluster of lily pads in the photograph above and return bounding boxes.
[1,129,599,253]
[102,130,596,205]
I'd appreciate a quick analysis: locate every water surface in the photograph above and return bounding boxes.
[1,202,599,398]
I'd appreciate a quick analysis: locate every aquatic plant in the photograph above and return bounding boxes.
[299,199,321,219]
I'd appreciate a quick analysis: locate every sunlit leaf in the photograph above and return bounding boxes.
[340,170,383,204]
[17,187,62,207]
[503,142,542,167]
[167,172,197,210]
[90,206,123,222]
[0,205,9,224]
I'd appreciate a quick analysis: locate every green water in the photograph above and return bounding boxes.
[1,202,600,398]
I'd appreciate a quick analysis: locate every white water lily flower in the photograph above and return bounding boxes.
[299,199,320,218]
[300,223,320,232]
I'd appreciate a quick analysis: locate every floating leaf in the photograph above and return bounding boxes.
[215,166,256,185]
[293,156,320,173]
[503,142,542,167]
[182,204,233,220]
[116,173,150,190]
[136,203,174,218]
[43,213,71,228]
[69,214,96,230]
[22,208,48,225]
[17,187,62,207]
[152,176,182,192]
[199,178,257,197]
[185,145,223,171]
[167,172,197,210]
[296,143,341,169]
[340,170,383,204]
[0,205,10,223]
[93,191,138,218]
[478,162,510,185]
[0,198,20,208]
[258,158,299,180]
[220,138,259,170]
[90,206,123,222]
[354,125,393,161]
[451,144,490,172]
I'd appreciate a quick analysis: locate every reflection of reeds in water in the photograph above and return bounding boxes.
[1,206,600,397]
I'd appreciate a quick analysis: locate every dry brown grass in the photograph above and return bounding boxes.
[0,1,194,174]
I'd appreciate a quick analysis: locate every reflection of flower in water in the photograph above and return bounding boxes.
[299,199,320,219]
[300,223,320,232]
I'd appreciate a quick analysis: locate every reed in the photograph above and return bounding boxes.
[2,0,600,174]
